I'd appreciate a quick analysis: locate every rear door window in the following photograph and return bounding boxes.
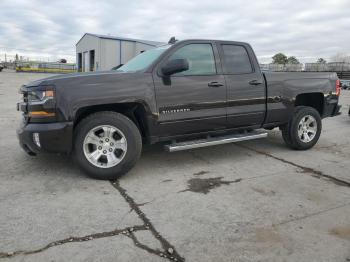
[221,45,253,74]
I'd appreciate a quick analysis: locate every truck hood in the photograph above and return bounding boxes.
[24,71,138,88]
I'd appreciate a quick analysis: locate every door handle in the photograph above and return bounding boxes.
[208,82,224,87]
[249,80,263,86]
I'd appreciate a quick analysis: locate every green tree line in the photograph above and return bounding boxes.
[271,53,328,64]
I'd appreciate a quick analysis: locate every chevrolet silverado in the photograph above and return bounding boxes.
[17,39,341,179]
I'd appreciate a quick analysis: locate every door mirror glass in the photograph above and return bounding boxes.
[161,59,189,76]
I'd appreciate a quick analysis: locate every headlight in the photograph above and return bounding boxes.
[28,90,54,102]
[25,88,56,119]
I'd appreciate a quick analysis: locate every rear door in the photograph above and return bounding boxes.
[153,41,227,137]
[219,43,266,128]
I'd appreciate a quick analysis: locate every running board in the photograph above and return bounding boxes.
[164,131,268,152]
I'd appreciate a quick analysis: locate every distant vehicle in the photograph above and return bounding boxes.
[58,59,67,63]
[0,64,4,72]
[340,79,350,90]
[17,39,341,180]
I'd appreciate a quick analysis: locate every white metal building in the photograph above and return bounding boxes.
[76,33,164,72]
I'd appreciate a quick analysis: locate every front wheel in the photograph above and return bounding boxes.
[74,112,142,180]
[281,106,322,150]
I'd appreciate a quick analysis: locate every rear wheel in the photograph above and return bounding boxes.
[281,106,322,150]
[74,112,142,180]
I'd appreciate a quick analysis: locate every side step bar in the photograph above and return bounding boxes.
[164,131,268,152]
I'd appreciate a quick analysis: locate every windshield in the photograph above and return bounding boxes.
[116,45,170,73]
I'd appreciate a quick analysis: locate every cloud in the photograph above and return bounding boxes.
[0,0,349,63]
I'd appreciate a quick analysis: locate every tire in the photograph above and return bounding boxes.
[281,106,322,150]
[281,126,294,148]
[280,107,306,148]
[74,111,142,180]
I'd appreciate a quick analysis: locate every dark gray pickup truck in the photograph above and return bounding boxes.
[17,39,341,179]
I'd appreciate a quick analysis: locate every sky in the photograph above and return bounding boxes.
[0,0,349,63]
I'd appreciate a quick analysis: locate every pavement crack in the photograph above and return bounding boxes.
[127,232,166,258]
[273,202,350,226]
[1,180,184,261]
[237,144,350,188]
[0,225,146,259]
[111,180,185,262]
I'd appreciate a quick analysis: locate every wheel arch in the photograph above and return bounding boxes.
[294,92,324,117]
[73,102,151,141]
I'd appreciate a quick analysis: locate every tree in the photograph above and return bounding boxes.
[58,58,67,63]
[317,58,327,64]
[272,53,288,64]
[287,56,300,64]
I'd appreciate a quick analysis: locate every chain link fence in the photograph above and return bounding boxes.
[260,62,350,80]
[304,62,350,72]
[260,62,350,72]
[260,63,303,72]
[15,62,76,73]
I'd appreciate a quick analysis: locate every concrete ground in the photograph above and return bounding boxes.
[0,70,349,262]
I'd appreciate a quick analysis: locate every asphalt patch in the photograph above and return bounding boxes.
[180,177,242,194]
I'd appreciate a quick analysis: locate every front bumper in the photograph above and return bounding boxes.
[17,121,73,155]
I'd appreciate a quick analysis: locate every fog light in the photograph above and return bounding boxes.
[33,133,41,148]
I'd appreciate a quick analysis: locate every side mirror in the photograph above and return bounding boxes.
[161,59,189,76]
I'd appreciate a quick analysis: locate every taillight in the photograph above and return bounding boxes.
[336,79,341,96]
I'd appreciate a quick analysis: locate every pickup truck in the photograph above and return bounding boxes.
[17,39,341,180]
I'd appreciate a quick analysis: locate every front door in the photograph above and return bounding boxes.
[153,42,227,137]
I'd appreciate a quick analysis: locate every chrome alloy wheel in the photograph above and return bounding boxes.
[297,115,317,143]
[83,125,127,168]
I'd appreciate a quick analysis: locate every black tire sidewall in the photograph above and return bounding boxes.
[281,128,293,148]
[74,112,142,180]
[290,107,322,150]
